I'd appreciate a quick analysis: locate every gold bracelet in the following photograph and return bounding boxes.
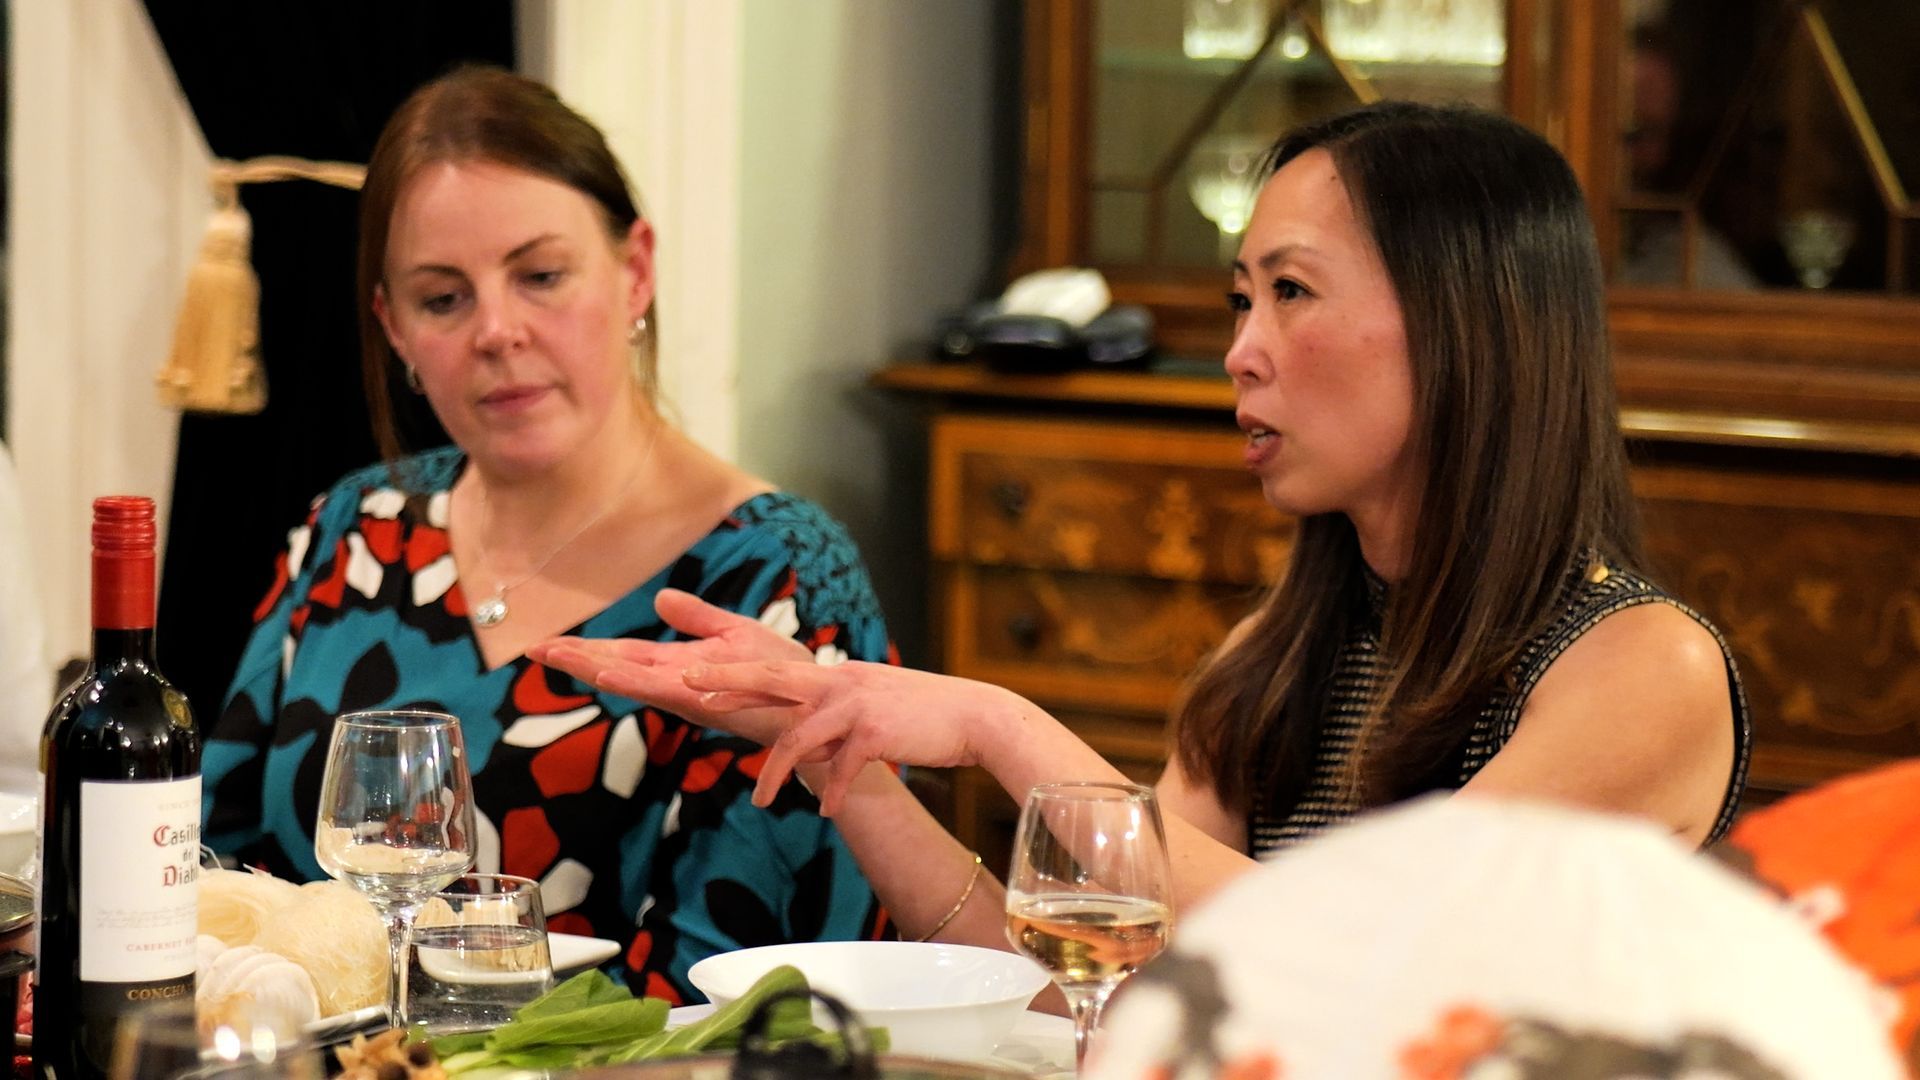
[916,852,984,942]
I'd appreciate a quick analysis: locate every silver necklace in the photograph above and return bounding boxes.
[469,433,657,629]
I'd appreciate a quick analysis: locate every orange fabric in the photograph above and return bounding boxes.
[546,912,593,938]
[1726,759,1920,1073]
[511,662,593,716]
[681,749,736,794]
[529,720,611,798]
[1220,1053,1284,1080]
[405,522,450,571]
[360,517,403,564]
[1399,1005,1507,1080]
[502,805,561,879]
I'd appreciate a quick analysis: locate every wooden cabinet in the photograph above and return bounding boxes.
[920,410,1291,873]
[1632,452,1920,792]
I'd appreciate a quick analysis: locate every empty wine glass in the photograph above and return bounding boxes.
[1186,134,1270,264]
[1005,782,1173,1074]
[1780,209,1856,289]
[110,998,326,1080]
[314,709,476,1028]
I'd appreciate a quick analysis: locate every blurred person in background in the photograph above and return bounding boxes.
[1617,27,1760,290]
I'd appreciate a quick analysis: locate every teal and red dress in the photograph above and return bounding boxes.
[202,447,896,1001]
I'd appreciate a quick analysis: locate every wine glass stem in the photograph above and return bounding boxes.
[1062,984,1111,1075]
[384,904,421,1028]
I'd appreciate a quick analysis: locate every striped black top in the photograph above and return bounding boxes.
[1248,559,1753,856]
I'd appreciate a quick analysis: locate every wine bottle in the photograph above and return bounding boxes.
[34,497,200,1080]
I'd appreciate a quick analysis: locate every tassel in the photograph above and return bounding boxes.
[156,157,364,416]
[156,174,267,415]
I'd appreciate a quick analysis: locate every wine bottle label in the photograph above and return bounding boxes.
[78,777,200,983]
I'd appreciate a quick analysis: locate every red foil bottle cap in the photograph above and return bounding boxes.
[92,496,157,630]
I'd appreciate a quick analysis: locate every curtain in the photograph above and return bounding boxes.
[144,2,513,724]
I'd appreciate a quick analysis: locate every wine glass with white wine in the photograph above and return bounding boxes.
[314,709,476,1027]
[1006,782,1173,1074]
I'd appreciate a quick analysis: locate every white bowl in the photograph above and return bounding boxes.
[0,793,34,878]
[687,940,1050,1062]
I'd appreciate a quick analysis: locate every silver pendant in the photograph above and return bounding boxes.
[474,592,509,628]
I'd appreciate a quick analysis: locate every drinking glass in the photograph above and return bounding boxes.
[314,709,476,1027]
[1781,209,1857,289]
[110,999,325,1080]
[406,872,554,1034]
[1005,782,1172,1074]
[1185,134,1270,264]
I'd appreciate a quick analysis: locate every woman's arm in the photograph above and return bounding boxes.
[817,763,1011,948]
[1156,754,1247,853]
[1460,601,1737,846]
[535,594,1008,946]
[536,594,1264,923]
[731,667,1262,912]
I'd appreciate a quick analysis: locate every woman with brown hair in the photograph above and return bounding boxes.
[536,102,1750,934]
[199,66,956,1001]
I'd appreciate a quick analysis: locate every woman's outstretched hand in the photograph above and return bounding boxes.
[532,587,1019,815]
[528,588,814,745]
[678,660,1009,814]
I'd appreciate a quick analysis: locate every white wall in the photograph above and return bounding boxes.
[523,0,749,463]
[735,2,997,661]
[526,0,999,662]
[7,0,209,674]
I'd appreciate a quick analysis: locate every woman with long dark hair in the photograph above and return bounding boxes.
[537,102,1750,932]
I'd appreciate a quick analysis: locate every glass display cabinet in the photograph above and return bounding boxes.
[1020,0,1920,415]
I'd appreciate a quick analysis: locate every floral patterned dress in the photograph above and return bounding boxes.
[202,447,896,1002]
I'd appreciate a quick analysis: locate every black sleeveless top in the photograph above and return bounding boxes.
[1248,559,1753,856]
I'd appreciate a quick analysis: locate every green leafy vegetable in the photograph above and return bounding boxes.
[607,965,809,1061]
[428,1030,491,1058]
[485,998,668,1051]
[436,964,888,1075]
[514,969,635,1021]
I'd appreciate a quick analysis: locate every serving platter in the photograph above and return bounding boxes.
[550,932,624,978]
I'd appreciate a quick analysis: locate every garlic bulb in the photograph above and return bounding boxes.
[196,943,322,1035]
[196,933,230,976]
[195,865,387,1018]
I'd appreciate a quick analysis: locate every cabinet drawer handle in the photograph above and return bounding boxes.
[991,481,1029,520]
[1006,612,1042,652]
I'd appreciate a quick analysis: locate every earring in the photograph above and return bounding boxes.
[404,364,424,393]
[629,315,648,345]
